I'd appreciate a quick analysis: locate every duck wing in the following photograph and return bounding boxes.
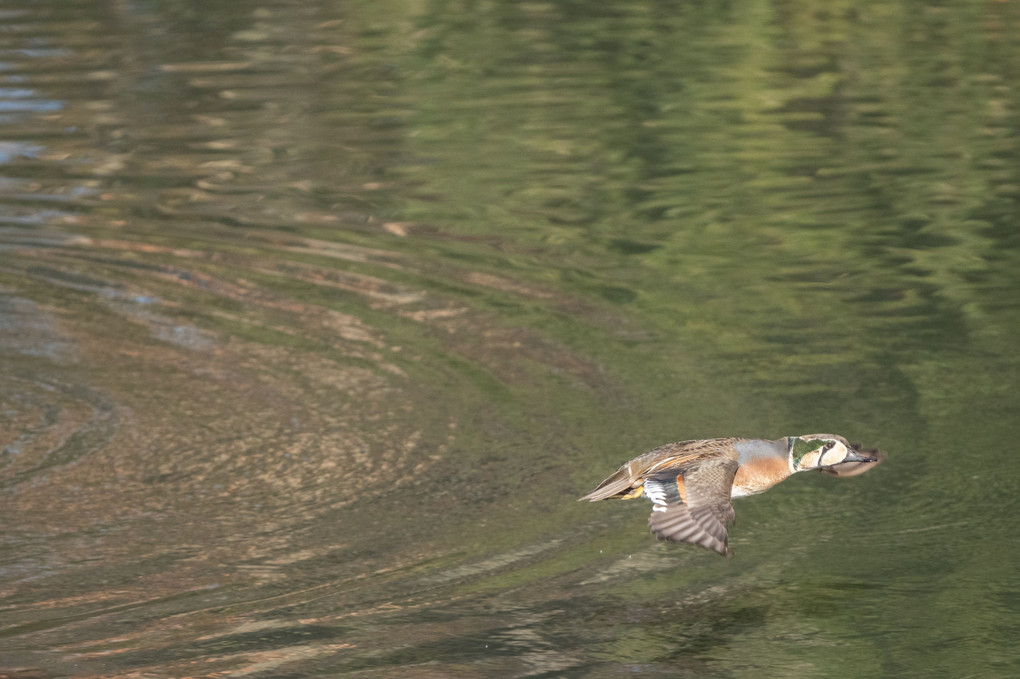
[579,439,737,502]
[645,458,738,558]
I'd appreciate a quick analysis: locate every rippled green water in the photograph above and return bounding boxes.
[1,1,1018,677]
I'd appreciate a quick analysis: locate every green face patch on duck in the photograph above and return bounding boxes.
[790,436,849,471]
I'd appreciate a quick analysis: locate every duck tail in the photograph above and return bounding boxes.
[579,466,640,502]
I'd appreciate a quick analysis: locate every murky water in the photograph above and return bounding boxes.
[1,1,1018,677]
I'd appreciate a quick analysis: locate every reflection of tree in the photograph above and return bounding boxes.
[397,0,1017,373]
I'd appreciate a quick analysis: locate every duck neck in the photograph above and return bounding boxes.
[733,437,792,468]
[730,438,795,497]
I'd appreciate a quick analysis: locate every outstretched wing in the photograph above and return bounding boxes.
[579,439,731,502]
[645,459,738,558]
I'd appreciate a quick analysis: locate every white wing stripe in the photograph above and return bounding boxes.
[644,478,668,511]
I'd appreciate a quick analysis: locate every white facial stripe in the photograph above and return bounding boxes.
[792,435,855,470]
[800,450,820,469]
[821,441,851,466]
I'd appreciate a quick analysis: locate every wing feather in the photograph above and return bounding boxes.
[646,459,738,558]
[580,439,742,502]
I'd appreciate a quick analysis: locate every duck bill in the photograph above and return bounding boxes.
[847,450,878,464]
[818,447,886,477]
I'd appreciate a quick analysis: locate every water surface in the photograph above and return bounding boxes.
[1,1,1018,677]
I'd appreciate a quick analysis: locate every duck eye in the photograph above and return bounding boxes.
[823,442,835,451]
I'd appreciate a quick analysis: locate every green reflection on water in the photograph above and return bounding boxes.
[351,1,1020,676]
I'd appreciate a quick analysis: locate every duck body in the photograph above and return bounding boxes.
[581,434,884,558]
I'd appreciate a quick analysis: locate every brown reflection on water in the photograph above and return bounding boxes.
[0,210,617,677]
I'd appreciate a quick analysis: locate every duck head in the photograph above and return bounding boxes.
[788,434,879,472]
